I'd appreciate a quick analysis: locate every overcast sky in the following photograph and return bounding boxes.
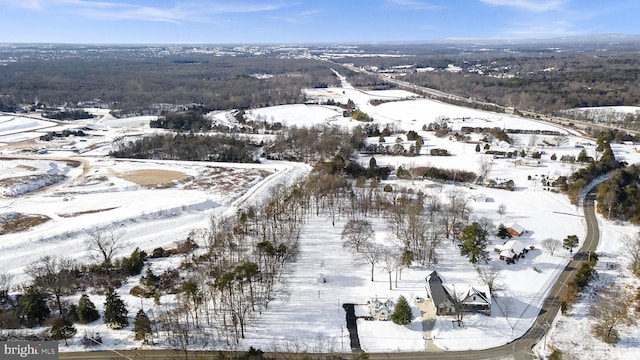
[1,0,638,44]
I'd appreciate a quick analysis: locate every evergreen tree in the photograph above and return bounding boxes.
[133,309,152,342]
[415,137,423,154]
[369,157,378,170]
[496,224,510,239]
[390,296,413,325]
[119,248,146,276]
[104,287,129,329]
[460,222,489,264]
[21,286,50,327]
[563,235,579,253]
[76,294,100,324]
[50,317,77,345]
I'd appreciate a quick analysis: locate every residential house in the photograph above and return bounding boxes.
[425,271,491,316]
[495,239,526,263]
[368,296,394,321]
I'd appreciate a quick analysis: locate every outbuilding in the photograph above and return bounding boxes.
[506,223,526,237]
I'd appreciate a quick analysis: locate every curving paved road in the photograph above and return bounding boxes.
[366,191,599,360]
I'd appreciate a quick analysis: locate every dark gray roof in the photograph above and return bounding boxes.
[426,271,451,307]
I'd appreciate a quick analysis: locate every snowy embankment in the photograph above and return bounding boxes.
[0,115,57,136]
[0,157,310,288]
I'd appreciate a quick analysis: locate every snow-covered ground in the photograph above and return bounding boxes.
[0,115,57,137]
[1,77,639,358]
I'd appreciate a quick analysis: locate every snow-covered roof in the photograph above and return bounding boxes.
[442,284,492,305]
[508,223,526,234]
[500,250,517,259]
[501,239,525,254]
[429,271,491,307]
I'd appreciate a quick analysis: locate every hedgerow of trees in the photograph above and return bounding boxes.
[42,109,94,120]
[111,133,261,163]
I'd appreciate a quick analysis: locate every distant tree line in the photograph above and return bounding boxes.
[344,47,640,121]
[111,133,261,163]
[39,130,87,141]
[42,109,94,120]
[150,108,211,132]
[267,125,360,162]
[0,95,19,112]
[0,54,339,116]
[397,166,476,183]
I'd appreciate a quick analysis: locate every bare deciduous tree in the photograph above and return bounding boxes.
[425,223,442,265]
[441,191,469,239]
[621,234,640,277]
[379,247,401,290]
[86,229,126,266]
[553,134,569,147]
[590,285,635,344]
[359,242,383,282]
[541,238,562,257]
[26,256,78,315]
[475,264,503,292]
[497,203,507,219]
[478,156,493,182]
[392,194,429,260]
[341,219,374,253]
[0,271,14,300]
[476,217,495,240]
[424,191,442,222]
[450,286,466,327]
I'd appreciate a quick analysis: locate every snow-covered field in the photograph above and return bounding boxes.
[1,78,640,358]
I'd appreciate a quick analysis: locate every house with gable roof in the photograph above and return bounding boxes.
[494,239,526,263]
[425,271,491,316]
[368,296,395,321]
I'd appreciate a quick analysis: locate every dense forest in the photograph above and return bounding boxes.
[2,42,640,122]
[341,42,640,118]
[0,49,338,115]
[596,165,640,223]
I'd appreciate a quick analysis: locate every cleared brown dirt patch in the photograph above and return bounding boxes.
[1,213,50,234]
[16,165,37,171]
[117,169,191,187]
[58,207,119,218]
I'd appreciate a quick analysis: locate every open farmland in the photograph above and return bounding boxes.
[0,74,639,360]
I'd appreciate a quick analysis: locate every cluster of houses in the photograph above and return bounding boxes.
[495,223,530,264]
[419,224,531,317]
[368,272,493,321]
[365,223,532,321]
